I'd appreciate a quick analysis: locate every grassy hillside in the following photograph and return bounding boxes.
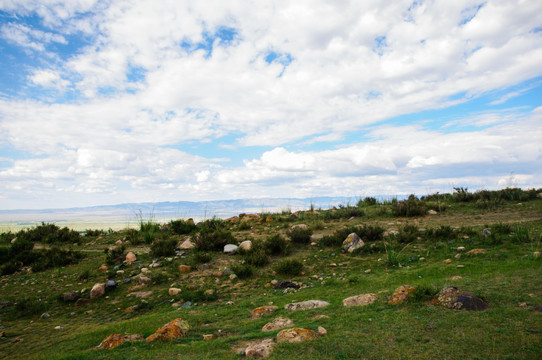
[0,188,541,359]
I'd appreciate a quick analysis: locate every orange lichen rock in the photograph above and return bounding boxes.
[146,318,189,342]
[250,306,278,319]
[96,334,144,349]
[276,328,321,343]
[388,285,415,305]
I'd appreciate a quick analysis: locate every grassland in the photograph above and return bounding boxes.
[0,189,541,359]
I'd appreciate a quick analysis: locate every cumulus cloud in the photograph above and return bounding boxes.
[0,0,541,208]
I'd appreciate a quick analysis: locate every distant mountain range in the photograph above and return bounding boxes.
[0,196,400,230]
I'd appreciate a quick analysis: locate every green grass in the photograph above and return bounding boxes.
[0,192,541,359]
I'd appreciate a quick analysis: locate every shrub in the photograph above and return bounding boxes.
[231,263,255,279]
[78,269,92,281]
[194,229,236,251]
[151,272,169,285]
[151,238,177,257]
[193,251,213,264]
[170,219,197,235]
[426,225,455,240]
[180,288,218,302]
[274,259,303,276]
[126,229,144,245]
[16,223,80,244]
[243,243,269,267]
[286,227,313,244]
[0,231,14,244]
[84,229,103,237]
[1,261,21,275]
[104,245,126,265]
[31,247,83,272]
[263,234,290,256]
[391,195,426,217]
[320,235,342,247]
[14,297,47,317]
[396,224,419,244]
[513,224,532,243]
[237,221,252,231]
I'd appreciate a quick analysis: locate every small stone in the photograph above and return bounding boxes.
[126,252,136,263]
[365,269,372,273]
[137,275,151,284]
[224,244,238,254]
[116,270,124,275]
[454,254,462,259]
[74,298,90,307]
[467,248,488,255]
[456,265,465,268]
[251,306,278,319]
[239,240,252,251]
[128,291,153,298]
[291,224,308,230]
[169,288,182,296]
[444,259,452,264]
[179,238,195,249]
[388,285,415,305]
[203,334,215,341]
[54,326,63,330]
[178,265,191,273]
[518,302,528,308]
[115,240,123,245]
[40,313,51,319]
[317,326,327,336]
[98,264,108,272]
[105,280,118,290]
[427,210,438,215]
[273,281,300,290]
[141,268,149,273]
[450,275,462,280]
[457,246,466,252]
[62,291,79,302]
[419,257,425,261]
[90,283,105,299]
[96,334,144,349]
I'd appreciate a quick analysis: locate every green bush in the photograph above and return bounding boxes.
[263,234,290,256]
[242,243,269,267]
[126,229,144,245]
[426,225,455,240]
[274,259,303,276]
[320,234,342,247]
[286,227,313,244]
[170,219,197,235]
[192,251,213,264]
[16,223,80,244]
[151,238,177,257]
[195,228,236,251]
[84,229,103,237]
[396,224,419,244]
[391,195,426,217]
[14,297,47,318]
[231,263,255,279]
[31,247,83,272]
[0,231,15,244]
[1,261,21,275]
[104,245,126,265]
[180,288,218,302]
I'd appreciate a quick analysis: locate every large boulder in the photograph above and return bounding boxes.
[251,306,278,319]
[342,233,365,253]
[146,318,190,342]
[284,300,330,311]
[96,334,144,350]
[432,286,488,311]
[388,285,415,305]
[90,283,105,299]
[262,317,294,332]
[342,293,378,307]
[179,238,195,250]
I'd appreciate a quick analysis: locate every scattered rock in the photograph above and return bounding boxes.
[179,238,195,250]
[317,326,327,336]
[137,275,151,284]
[467,248,488,255]
[40,313,51,319]
[291,224,308,230]
[146,318,190,342]
[276,328,319,343]
[74,298,90,307]
[98,264,108,272]
[90,283,105,299]
[105,280,118,290]
[129,291,153,298]
[239,240,252,251]
[444,259,452,264]
[342,233,365,253]
[251,306,278,319]
[96,334,144,349]
[284,300,330,311]
[482,228,491,238]
[141,268,149,273]
[227,216,239,224]
[273,281,300,290]
[262,317,294,332]
[449,275,462,280]
[203,334,215,341]
[432,286,488,311]
[224,244,238,254]
[244,338,275,358]
[125,252,136,264]
[518,302,528,308]
[454,254,462,259]
[240,214,260,223]
[311,314,330,320]
[427,210,438,215]
[178,265,191,273]
[388,285,415,305]
[457,246,466,252]
[169,288,182,296]
[342,293,378,307]
[62,291,79,302]
[54,326,63,330]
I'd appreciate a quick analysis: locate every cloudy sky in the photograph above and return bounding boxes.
[0,0,541,210]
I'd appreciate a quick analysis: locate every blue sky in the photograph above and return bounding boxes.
[1,0,541,209]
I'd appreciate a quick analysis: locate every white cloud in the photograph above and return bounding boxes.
[1,0,542,208]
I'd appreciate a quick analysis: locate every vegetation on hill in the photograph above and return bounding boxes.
[0,187,541,359]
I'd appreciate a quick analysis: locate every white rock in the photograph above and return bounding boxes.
[239,240,252,251]
[224,244,238,254]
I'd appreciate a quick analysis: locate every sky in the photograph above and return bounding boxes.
[0,0,541,210]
